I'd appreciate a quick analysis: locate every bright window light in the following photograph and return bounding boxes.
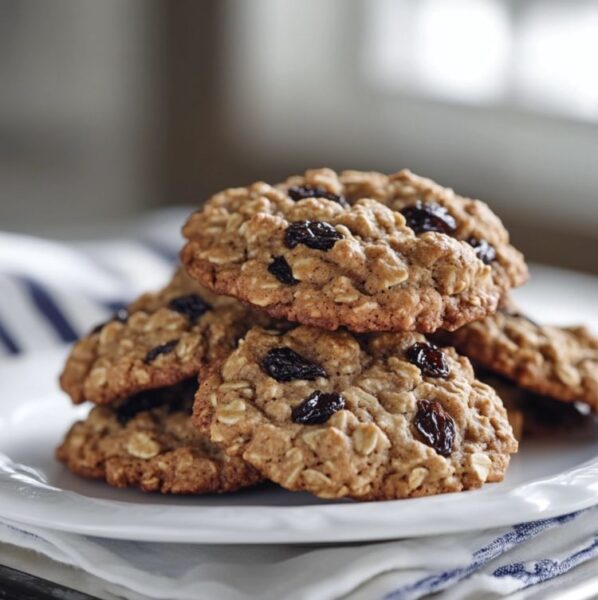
[363,0,598,121]
[363,0,510,103]
[516,5,598,120]
[415,0,510,101]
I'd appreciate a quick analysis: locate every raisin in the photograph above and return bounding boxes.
[291,391,345,424]
[143,339,179,364]
[414,399,455,456]
[90,308,129,334]
[284,220,342,251]
[401,201,457,235]
[262,347,326,382]
[467,237,496,264]
[116,378,198,424]
[288,185,349,208]
[268,256,299,285]
[406,342,450,378]
[168,294,211,324]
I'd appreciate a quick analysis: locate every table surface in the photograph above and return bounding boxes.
[0,542,123,599]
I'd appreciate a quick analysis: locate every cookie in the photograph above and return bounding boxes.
[181,168,527,333]
[437,309,598,411]
[57,379,261,494]
[194,325,517,500]
[60,268,250,405]
[340,168,527,295]
[479,372,587,440]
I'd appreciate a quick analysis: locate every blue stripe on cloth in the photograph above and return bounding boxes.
[0,321,20,354]
[493,534,598,588]
[104,300,129,314]
[384,510,586,600]
[18,276,79,343]
[78,301,129,337]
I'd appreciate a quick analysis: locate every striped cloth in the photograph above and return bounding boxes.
[0,211,182,357]
[1,213,598,600]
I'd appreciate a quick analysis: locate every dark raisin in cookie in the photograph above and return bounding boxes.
[341,168,527,296]
[60,268,251,405]
[193,325,517,500]
[181,168,527,333]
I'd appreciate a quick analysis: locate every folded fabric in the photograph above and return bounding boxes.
[1,507,598,600]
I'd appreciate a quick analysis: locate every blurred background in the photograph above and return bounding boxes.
[1,0,597,272]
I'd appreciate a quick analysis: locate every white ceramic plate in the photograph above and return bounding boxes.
[1,265,597,544]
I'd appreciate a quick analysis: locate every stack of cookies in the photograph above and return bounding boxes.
[57,168,597,500]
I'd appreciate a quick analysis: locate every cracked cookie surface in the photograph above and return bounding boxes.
[438,309,598,411]
[181,168,527,333]
[193,325,517,500]
[57,379,261,494]
[60,268,250,405]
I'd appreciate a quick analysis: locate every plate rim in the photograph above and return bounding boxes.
[1,339,598,544]
[1,448,598,543]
